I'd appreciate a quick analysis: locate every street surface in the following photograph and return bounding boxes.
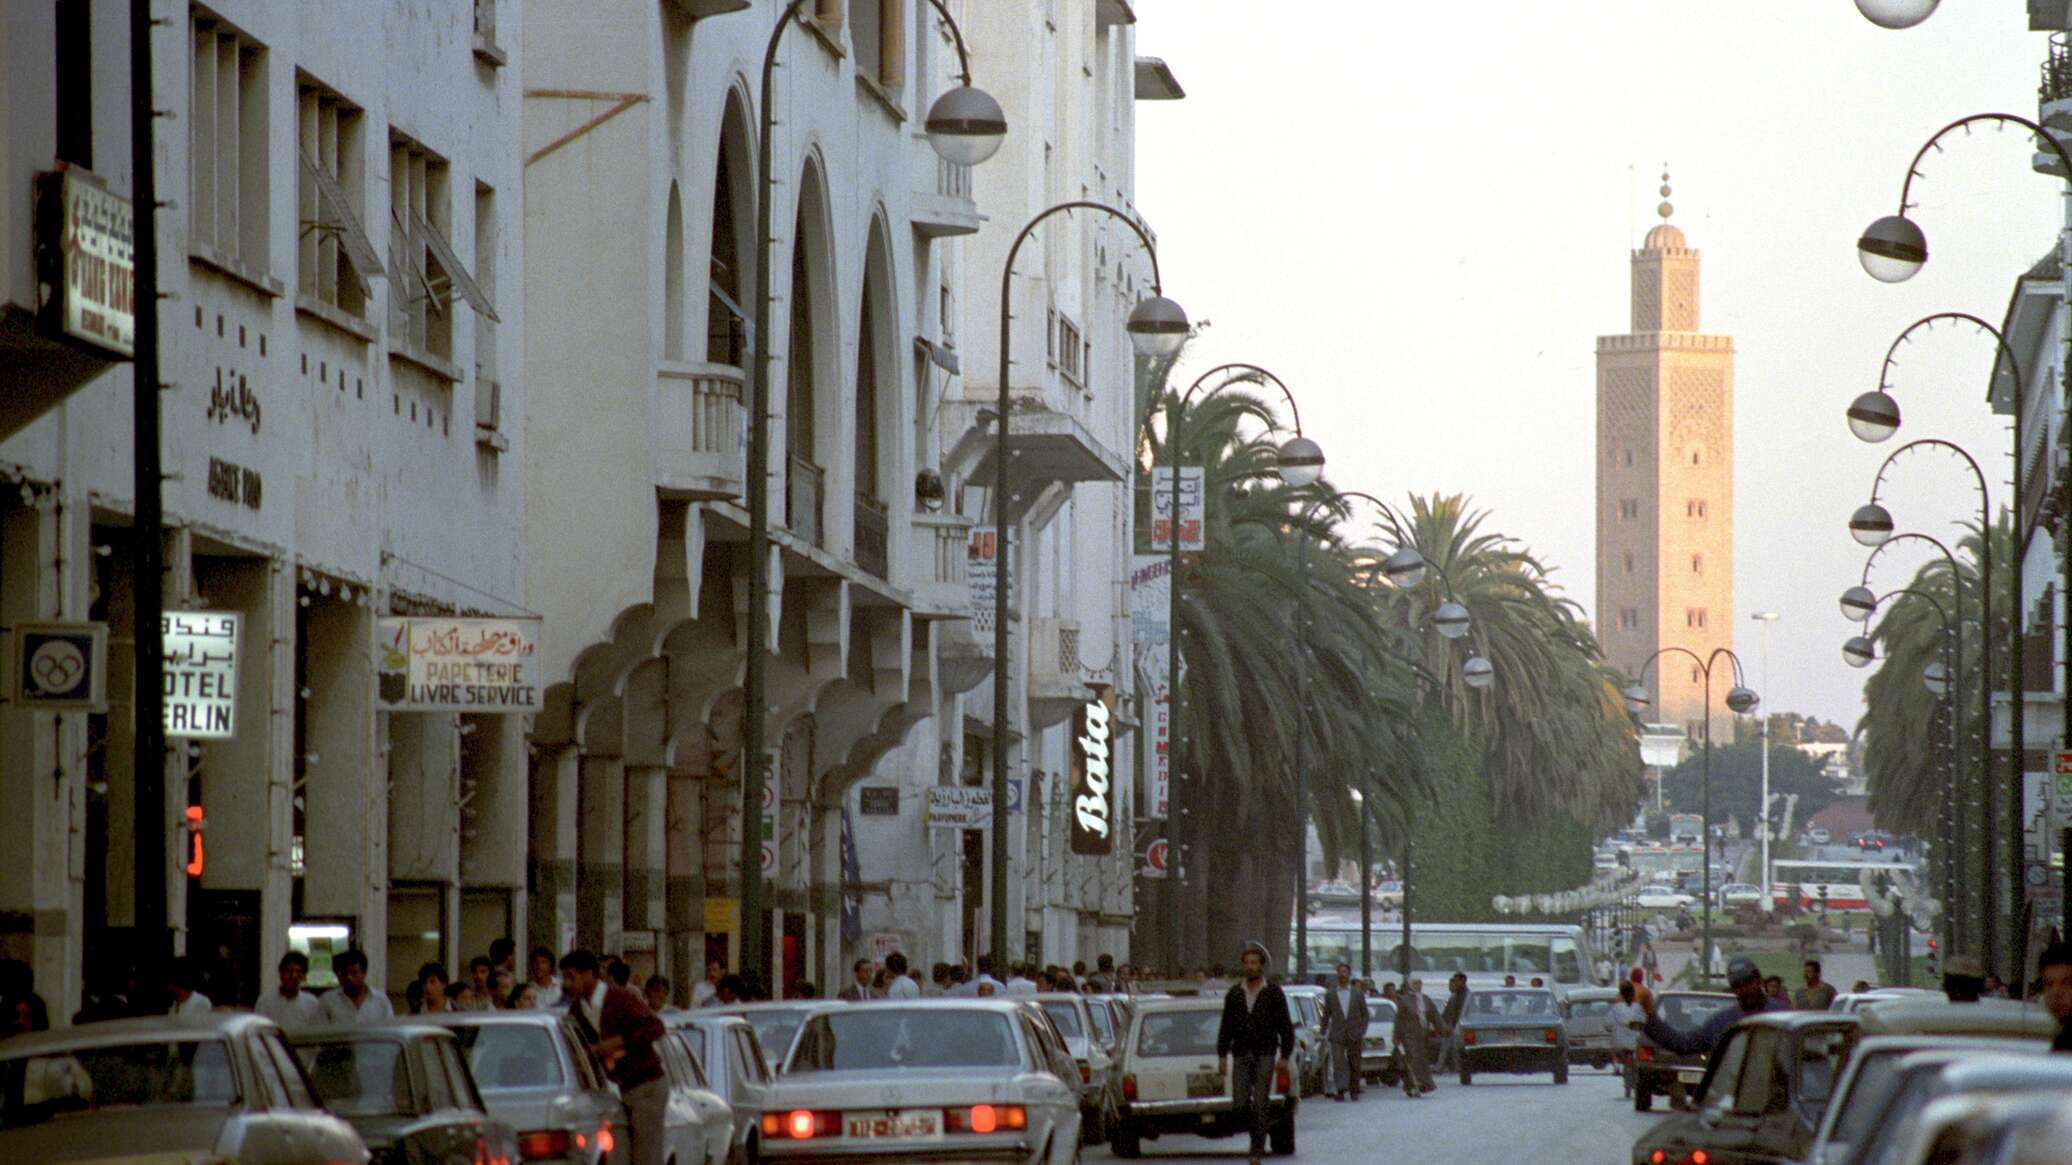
[1094,1066,1650,1162]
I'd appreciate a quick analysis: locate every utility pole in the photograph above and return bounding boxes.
[1752,612,1780,911]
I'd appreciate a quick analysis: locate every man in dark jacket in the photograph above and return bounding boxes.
[1317,962,1369,1100]
[2039,942,2072,1053]
[1436,973,1468,1073]
[562,949,668,1165]
[1216,942,1294,1165]
[1639,955,1785,1057]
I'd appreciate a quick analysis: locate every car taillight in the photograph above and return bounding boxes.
[945,1104,1027,1134]
[1461,1030,1477,1046]
[1544,1029,1559,1044]
[760,1109,842,1140]
[1649,1151,1666,1165]
[1274,1064,1290,1093]
[595,1122,613,1156]
[516,1130,571,1160]
[1122,1073,1137,1101]
[1636,1046,1654,1062]
[1079,1062,1091,1084]
[1693,1153,1711,1165]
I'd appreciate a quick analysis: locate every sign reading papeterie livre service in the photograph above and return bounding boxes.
[377,617,541,712]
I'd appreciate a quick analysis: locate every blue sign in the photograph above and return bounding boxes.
[1006,777,1024,815]
[11,622,107,710]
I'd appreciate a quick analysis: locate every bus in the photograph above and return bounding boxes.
[1669,814,1704,844]
[1295,915,1607,997]
[1621,844,1704,879]
[1769,859,1918,910]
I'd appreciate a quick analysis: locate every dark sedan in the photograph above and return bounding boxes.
[1454,988,1568,1086]
[290,1023,516,1165]
[1630,1010,1856,1165]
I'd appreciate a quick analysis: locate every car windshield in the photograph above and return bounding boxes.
[1828,1050,1908,1156]
[293,1038,410,1116]
[1468,991,1556,1017]
[1040,1002,1084,1039]
[2,1039,239,1128]
[787,1009,1022,1073]
[733,1009,812,1065]
[1367,1001,1397,1027]
[1136,1010,1223,1057]
[449,1024,563,1091]
[1660,995,1737,1028]
[1085,1004,1116,1045]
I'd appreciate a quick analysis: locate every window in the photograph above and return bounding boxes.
[1691,553,1702,574]
[938,282,955,348]
[1623,448,1634,467]
[707,147,746,365]
[190,6,270,268]
[1619,608,1637,631]
[1686,608,1707,629]
[56,0,91,167]
[296,75,373,316]
[855,282,880,501]
[1730,1028,1785,1116]
[1619,499,1639,521]
[1624,551,1634,575]
[1056,311,1084,387]
[1692,450,1702,466]
[1687,499,1708,519]
[473,183,500,435]
[1695,1028,1750,1116]
[388,133,495,363]
[849,0,904,91]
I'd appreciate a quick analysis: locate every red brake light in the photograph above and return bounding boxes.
[762,1110,840,1140]
[1462,1030,1477,1046]
[788,1109,817,1139]
[596,1123,613,1155]
[1650,1152,1666,1165]
[971,1104,999,1134]
[1079,1062,1091,1084]
[1544,1029,1559,1044]
[516,1130,571,1160]
[1693,1153,1711,1165]
[944,1104,1026,1134]
[1637,1045,1654,1062]
[1274,1064,1290,1094]
[1122,1073,1137,1101]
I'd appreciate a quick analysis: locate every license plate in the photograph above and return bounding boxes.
[845,1110,942,1139]
[1677,1069,1705,1084]
[1187,1071,1225,1097]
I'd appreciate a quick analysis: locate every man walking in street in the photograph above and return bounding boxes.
[1795,959,1836,1011]
[1215,943,1293,1165]
[884,952,921,999]
[1393,977,1437,1097]
[256,951,320,1030]
[1318,962,1368,1100]
[562,950,668,1165]
[319,950,396,1025]
[838,958,879,1001]
[1436,973,1468,1074]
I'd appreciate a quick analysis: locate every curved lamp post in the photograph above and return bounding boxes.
[1623,648,1758,983]
[1143,363,1318,974]
[1843,311,2031,971]
[1855,437,2006,963]
[989,202,1185,969]
[742,0,1004,986]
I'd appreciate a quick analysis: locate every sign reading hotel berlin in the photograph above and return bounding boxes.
[35,166,135,357]
[1069,685,1118,855]
[377,617,542,712]
[163,612,239,738]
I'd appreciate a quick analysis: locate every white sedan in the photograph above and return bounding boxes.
[758,1001,1083,1165]
[1717,883,1766,908]
[1633,888,1696,910]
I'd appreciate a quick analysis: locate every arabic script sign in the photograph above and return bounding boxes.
[164,612,239,738]
[377,616,542,713]
[926,786,993,830]
[35,167,135,357]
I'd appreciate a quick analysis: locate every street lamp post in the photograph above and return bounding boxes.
[741,0,1005,987]
[990,203,1186,970]
[1351,788,1371,976]
[1144,365,1320,975]
[1859,114,2072,979]
[1624,649,1759,983]
[1751,611,1780,912]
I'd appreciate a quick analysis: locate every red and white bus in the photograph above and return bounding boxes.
[1768,859,1917,911]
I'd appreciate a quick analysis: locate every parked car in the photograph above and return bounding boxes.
[708,1002,835,1076]
[1563,987,1621,1070]
[288,1022,518,1165]
[1799,1027,2060,1165]
[1632,991,1737,1112]
[1359,993,1400,1087]
[1375,881,1405,909]
[1085,994,1133,1061]
[1452,987,1568,1086]
[1628,1010,1856,1165]
[1036,992,1123,1145]
[653,1027,740,1165]
[760,1001,1082,1164]
[1854,997,2061,1040]
[1636,889,1698,910]
[1280,985,1328,1096]
[666,1013,776,1165]
[1884,1090,2072,1165]
[1595,851,1622,870]
[1808,828,1831,845]
[1719,883,1767,909]
[439,1009,624,1165]
[0,1012,368,1165]
[1110,996,1297,1159]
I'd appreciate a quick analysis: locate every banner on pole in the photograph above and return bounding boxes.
[1148,467,1204,552]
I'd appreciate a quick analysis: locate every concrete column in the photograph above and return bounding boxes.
[664,769,704,1000]
[388,713,461,884]
[460,714,528,889]
[624,765,667,933]
[302,600,383,938]
[527,746,579,958]
[577,754,626,955]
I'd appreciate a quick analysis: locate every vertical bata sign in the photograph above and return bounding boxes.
[1070,685,1118,855]
[163,612,240,738]
[34,166,135,357]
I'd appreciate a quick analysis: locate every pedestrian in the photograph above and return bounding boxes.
[646,975,686,1016]
[884,952,921,999]
[414,962,453,1014]
[506,981,538,1010]
[562,950,668,1165]
[714,973,746,1006]
[491,969,518,1008]
[1794,959,1836,1011]
[1983,974,2011,999]
[457,956,496,1011]
[838,958,878,1002]
[319,949,396,1025]
[1503,974,1517,988]
[606,958,633,989]
[1318,962,1368,1100]
[1088,953,1119,993]
[1629,966,1655,1014]
[1214,943,1293,1165]
[256,951,321,1030]
[1006,963,1038,995]
[1638,956,1783,1058]
[489,938,517,981]
[167,957,213,1017]
[2035,942,2071,1053]
[927,962,952,997]
[1436,972,1468,1074]
[1610,979,1644,1098]
[1763,975,1791,1009]
[693,958,724,1008]
[1851,979,1873,994]
[1393,977,1436,1097]
[527,946,565,1010]
[1529,977,1545,989]
[1944,956,1987,1002]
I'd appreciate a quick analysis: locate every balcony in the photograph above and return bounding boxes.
[854,493,889,579]
[654,362,745,500]
[943,400,1128,527]
[787,455,824,547]
[912,510,974,617]
[1029,616,1089,729]
[912,147,980,238]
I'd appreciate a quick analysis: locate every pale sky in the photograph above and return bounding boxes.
[1131,0,2058,727]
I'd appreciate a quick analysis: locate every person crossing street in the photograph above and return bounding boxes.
[1318,962,1369,1099]
[1215,942,1295,1165]
[1394,977,1438,1097]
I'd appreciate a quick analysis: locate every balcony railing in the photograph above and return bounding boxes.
[855,493,889,579]
[2044,32,2072,104]
[654,362,746,500]
[787,455,824,547]
[938,157,972,200]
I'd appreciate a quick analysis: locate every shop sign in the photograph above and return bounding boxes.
[35,166,135,357]
[1129,555,1171,643]
[1069,685,1117,855]
[1148,467,1204,551]
[703,897,740,934]
[377,616,541,712]
[1140,837,1169,879]
[858,786,900,816]
[968,527,1013,636]
[163,612,239,738]
[926,786,992,829]
[9,621,108,710]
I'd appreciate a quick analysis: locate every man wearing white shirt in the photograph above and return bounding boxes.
[167,959,212,1017]
[526,946,565,1010]
[256,952,321,1030]
[1004,963,1038,996]
[691,958,723,1008]
[884,952,921,999]
[318,949,396,1025]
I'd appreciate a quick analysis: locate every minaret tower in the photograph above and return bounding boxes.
[1595,172,1736,734]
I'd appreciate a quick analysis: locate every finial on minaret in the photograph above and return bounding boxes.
[1658,166,1673,223]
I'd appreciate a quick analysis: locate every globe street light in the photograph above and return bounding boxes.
[1126,296,1190,359]
[1923,660,1950,697]
[1276,436,1326,488]
[1839,585,1879,622]
[1849,502,1895,547]
[742,0,1003,984]
[1846,391,1901,443]
[1843,636,1877,668]
[1855,0,1939,28]
[1433,601,1471,640]
[1463,655,1495,690]
[1381,547,1427,589]
[1857,214,1927,284]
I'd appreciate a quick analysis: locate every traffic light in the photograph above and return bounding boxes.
[1924,937,1939,982]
